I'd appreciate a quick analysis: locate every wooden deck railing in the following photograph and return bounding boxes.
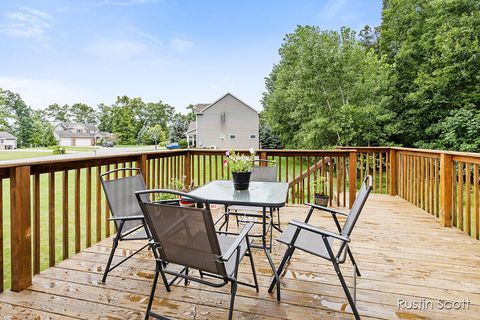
[1,145,479,294]
[0,149,357,293]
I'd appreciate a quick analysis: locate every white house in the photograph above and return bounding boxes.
[0,131,17,150]
[54,123,112,147]
[185,93,259,149]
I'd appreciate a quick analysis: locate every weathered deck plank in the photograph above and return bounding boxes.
[0,194,479,319]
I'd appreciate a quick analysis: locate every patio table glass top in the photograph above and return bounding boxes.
[188,180,289,208]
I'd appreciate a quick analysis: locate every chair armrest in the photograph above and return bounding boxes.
[305,203,348,216]
[108,215,144,221]
[220,223,254,261]
[289,220,350,242]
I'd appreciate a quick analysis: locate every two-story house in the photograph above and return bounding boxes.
[185,93,259,149]
[0,131,17,150]
[54,123,112,147]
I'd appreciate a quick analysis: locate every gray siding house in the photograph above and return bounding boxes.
[0,132,17,150]
[186,93,259,149]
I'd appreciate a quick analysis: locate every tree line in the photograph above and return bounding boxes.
[262,0,480,152]
[0,89,194,148]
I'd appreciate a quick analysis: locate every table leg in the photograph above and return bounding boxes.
[263,207,280,301]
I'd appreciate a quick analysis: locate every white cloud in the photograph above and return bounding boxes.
[319,0,348,18]
[85,39,155,60]
[92,0,160,6]
[170,38,193,52]
[0,8,52,42]
[0,77,88,109]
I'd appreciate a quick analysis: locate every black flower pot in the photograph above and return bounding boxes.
[232,172,251,190]
[314,194,329,207]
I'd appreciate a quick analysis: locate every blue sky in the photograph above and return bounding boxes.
[0,0,382,113]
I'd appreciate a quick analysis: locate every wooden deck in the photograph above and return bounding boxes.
[1,194,479,319]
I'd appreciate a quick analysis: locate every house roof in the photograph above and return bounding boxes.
[193,103,210,114]
[199,92,258,114]
[55,131,111,139]
[185,121,197,134]
[0,131,16,139]
[57,122,99,131]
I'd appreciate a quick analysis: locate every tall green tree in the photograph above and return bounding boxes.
[70,103,98,124]
[0,89,34,147]
[45,103,72,123]
[380,0,480,148]
[262,26,391,148]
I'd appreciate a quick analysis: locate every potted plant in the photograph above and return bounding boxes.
[169,177,196,206]
[313,176,329,207]
[155,177,196,206]
[224,148,255,190]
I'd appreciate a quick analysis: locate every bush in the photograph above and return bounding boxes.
[178,139,188,149]
[52,146,66,155]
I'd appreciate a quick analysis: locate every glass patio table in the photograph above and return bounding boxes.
[188,179,289,300]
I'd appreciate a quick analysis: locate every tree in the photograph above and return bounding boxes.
[379,0,480,147]
[169,114,188,143]
[259,116,283,149]
[359,25,380,54]
[138,124,168,146]
[0,89,34,148]
[45,103,72,123]
[262,26,390,148]
[70,103,98,124]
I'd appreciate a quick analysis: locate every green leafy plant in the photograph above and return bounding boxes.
[313,176,328,196]
[154,176,195,200]
[224,148,255,173]
[51,146,66,155]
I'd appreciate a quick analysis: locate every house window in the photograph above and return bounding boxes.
[250,134,256,139]
[0,139,4,144]
[229,134,236,139]
[220,136,225,141]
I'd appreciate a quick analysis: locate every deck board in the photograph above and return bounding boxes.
[1,194,479,319]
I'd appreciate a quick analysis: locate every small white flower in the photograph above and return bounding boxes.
[249,148,255,155]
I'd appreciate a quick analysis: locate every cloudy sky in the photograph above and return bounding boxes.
[0,0,382,113]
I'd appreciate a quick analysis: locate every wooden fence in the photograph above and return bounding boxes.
[1,146,479,294]
[0,149,357,293]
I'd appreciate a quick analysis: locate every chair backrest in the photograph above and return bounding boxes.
[341,175,373,238]
[251,159,277,182]
[136,191,227,277]
[101,168,148,233]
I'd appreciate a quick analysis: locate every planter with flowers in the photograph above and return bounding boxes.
[157,176,196,206]
[224,148,256,190]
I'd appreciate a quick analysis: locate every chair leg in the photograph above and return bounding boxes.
[102,237,119,283]
[228,280,238,320]
[145,260,161,320]
[268,246,295,293]
[332,261,360,320]
[246,243,259,292]
[158,262,171,292]
[347,247,361,277]
[184,267,189,286]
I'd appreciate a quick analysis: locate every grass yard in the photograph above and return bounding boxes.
[1,166,115,290]
[0,151,52,161]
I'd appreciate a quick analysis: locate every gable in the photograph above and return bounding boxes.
[201,93,258,115]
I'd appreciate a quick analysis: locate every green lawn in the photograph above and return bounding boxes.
[1,166,115,290]
[0,151,52,161]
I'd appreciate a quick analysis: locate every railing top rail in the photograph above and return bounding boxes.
[337,146,480,160]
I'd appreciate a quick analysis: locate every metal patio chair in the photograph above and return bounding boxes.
[135,190,259,320]
[100,168,153,283]
[221,159,281,241]
[268,175,373,320]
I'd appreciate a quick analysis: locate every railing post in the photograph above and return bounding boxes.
[440,153,453,227]
[10,166,32,291]
[389,148,397,196]
[349,151,357,208]
[259,151,267,166]
[138,154,147,180]
[184,151,191,186]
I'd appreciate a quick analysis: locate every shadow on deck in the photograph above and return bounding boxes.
[0,194,479,319]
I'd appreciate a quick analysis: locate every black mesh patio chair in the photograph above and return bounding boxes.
[268,175,373,320]
[100,168,155,283]
[221,159,281,241]
[135,190,259,320]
